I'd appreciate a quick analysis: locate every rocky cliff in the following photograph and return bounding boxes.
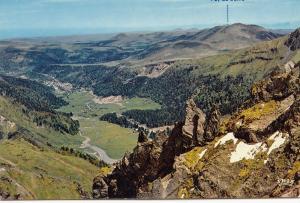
[92,29,300,199]
[285,28,300,51]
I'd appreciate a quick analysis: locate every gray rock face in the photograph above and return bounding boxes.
[204,106,221,142]
[230,63,300,143]
[285,28,300,51]
[92,131,176,198]
[251,63,299,102]
[182,99,206,147]
[92,97,222,199]
[92,176,109,199]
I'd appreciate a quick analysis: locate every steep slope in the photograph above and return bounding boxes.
[0,75,80,139]
[92,29,300,199]
[0,76,102,200]
[0,138,99,200]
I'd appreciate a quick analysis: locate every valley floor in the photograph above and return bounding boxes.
[57,90,161,160]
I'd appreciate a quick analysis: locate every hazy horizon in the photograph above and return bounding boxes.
[0,0,300,40]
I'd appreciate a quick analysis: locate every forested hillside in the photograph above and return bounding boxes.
[0,76,105,199]
[0,24,291,128]
[26,35,290,127]
[0,75,79,139]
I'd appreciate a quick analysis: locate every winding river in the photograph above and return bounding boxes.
[79,131,118,164]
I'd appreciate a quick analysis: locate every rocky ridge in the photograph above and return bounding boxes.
[92,29,300,199]
[92,97,221,199]
[285,28,300,51]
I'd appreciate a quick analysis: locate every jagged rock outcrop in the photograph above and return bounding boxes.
[92,98,220,199]
[180,98,220,148]
[93,56,300,199]
[92,131,175,198]
[230,62,300,143]
[92,175,109,199]
[138,131,148,143]
[182,98,206,147]
[204,105,221,142]
[285,28,300,51]
[251,61,299,102]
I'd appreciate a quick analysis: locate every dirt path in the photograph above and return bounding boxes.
[79,132,118,164]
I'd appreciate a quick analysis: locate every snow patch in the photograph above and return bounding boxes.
[230,142,267,163]
[214,132,238,148]
[235,120,242,128]
[199,149,207,159]
[215,131,287,164]
[267,131,287,155]
[268,131,280,140]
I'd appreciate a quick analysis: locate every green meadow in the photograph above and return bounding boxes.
[58,91,160,159]
[0,139,99,200]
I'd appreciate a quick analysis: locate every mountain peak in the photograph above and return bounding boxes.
[227,23,263,28]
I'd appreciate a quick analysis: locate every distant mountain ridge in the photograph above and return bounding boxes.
[0,23,293,129]
[0,23,287,66]
[129,23,285,62]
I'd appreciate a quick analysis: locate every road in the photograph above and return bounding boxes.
[79,131,118,164]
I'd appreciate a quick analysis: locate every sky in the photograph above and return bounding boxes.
[0,0,300,39]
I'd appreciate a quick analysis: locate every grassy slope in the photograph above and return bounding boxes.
[104,36,293,127]
[0,138,99,200]
[0,96,100,199]
[58,91,160,159]
[0,96,84,149]
[173,36,290,79]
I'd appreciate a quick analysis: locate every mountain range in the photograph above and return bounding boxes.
[0,23,299,200]
[93,28,300,199]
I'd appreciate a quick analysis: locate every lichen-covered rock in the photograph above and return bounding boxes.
[232,95,295,143]
[92,61,300,199]
[230,62,299,143]
[251,63,299,102]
